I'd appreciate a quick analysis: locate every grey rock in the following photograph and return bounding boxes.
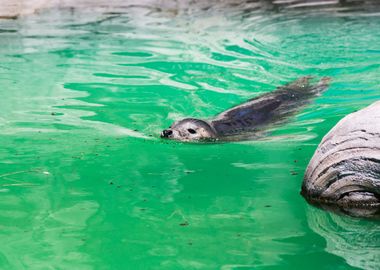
[302,101,380,217]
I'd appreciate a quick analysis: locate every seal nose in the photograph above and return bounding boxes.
[161,129,173,138]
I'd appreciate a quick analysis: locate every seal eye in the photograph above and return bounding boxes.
[188,128,196,134]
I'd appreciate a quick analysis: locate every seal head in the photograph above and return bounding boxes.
[161,118,217,141]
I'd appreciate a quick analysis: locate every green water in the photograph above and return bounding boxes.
[0,3,380,270]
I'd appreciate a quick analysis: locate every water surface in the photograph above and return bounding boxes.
[0,2,380,269]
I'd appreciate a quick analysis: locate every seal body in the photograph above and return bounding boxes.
[161,76,330,141]
[302,101,380,215]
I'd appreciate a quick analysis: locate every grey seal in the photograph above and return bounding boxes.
[161,76,330,142]
[302,100,380,217]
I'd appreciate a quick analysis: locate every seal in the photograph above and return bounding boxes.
[161,76,330,142]
[301,100,380,217]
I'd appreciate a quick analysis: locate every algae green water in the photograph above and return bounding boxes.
[0,3,380,270]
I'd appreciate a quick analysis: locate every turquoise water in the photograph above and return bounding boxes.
[0,3,380,269]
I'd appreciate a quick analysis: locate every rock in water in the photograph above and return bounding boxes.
[302,101,380,217]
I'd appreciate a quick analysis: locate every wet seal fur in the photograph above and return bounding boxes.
[161,76,330,142]
[302,101,380,218]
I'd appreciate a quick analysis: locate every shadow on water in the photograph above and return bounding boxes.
[303,198,380,219]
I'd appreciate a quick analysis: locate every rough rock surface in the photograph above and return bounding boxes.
[302,101,380,216]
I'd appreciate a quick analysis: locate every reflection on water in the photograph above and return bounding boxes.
[0,1,380,269]
[307,206,380,270]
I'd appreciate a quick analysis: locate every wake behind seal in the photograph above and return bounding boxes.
[161,76,330,142]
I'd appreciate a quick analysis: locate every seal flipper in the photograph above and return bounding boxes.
[278,76,330,97]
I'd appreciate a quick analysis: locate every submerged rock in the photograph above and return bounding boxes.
[302,101,380,218]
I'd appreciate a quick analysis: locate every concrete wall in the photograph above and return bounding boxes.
[1,0,380,19]
[0,0,150,18]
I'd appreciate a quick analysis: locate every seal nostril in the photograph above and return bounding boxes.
[162,129,173,137]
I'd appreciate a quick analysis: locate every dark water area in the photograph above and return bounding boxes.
[0,1,379,269]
